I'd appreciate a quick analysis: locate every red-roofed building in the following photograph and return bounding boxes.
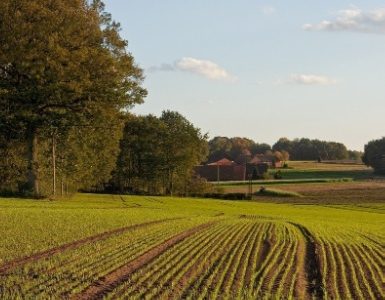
[194,158,270,182]
[194,159,245,181]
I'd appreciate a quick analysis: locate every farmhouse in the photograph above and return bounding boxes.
[194,158,269,182]
[194,158,245,182]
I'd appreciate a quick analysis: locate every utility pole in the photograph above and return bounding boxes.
[52,130,56,198]
[217,164,220,184]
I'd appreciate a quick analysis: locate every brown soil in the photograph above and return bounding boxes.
[329,242,351,298]
[217,224,255,295]
[230,223,260,294]
[0,218,178,274]
[289,222,324,300]
[165,227,231,299]
[244,223,272,288]
[322,241,338,300]
[176,224,247,299]
[351,245,384,299]
[72,221,216,300]
[344,245,374,299]
[338,244,362,298]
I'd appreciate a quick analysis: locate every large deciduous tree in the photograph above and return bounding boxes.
[362,138,385,174]
[0,0,146,196]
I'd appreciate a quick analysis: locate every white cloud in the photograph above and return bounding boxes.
[147,63,174,72]
[288,74,338,85]
[176,57,236,82]
[262,6,276,15]
[304,7,385,34]
[147,57,236,82]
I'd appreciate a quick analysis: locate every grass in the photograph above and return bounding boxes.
[0,186,384,299]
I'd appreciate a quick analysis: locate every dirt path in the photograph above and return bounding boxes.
[0,218,178,274]
[289,222,324,300]
[73,221,216,300]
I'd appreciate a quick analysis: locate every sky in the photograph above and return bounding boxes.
[103,0,385,151]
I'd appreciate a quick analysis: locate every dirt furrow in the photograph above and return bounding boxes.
[244,223,272,288]
[289,222,324,300]
[72,221,216,300]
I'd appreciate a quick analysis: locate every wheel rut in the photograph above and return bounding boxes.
[0,218,179,274]
[72,221,217,300]
[289,222,324,300]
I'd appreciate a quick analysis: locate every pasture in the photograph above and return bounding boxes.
[0,191,384,299]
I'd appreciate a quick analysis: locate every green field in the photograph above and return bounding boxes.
[0,192,384,299]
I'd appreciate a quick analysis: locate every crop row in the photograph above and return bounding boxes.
[0,219,202,298]
[317,235,384,300]
[1,215,382,300]
[103,219,299,299]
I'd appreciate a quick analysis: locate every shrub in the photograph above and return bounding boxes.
[362,138,385,174]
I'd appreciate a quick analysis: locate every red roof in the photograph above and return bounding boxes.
[208,158,236,166]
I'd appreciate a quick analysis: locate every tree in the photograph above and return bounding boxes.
[112,115,166,193]
[362,138,385,174]
[281,150,290,162]
[0,0,146,196]
[251,143,272,155]
[207,137,233,162]
[348,150,363,161]
[273,138,293,154]
[160,111,208,195]
[207,136,272,163]
[111,112,208,196]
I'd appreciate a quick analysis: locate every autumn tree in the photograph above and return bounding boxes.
[0,0,146,196]
[362,138,385,174]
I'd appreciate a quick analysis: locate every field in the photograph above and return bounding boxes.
[0,189,384,299]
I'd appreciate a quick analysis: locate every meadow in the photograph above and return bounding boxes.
[0,189,384,299]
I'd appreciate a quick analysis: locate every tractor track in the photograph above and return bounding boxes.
[289,222,324,300]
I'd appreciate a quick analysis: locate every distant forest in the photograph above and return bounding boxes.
[207,136,363,163]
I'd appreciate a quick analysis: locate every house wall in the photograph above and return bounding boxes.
[194,165,246,181]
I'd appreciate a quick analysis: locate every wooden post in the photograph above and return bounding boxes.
[52,132,56,198]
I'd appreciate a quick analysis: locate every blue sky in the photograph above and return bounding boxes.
[104,1,385,150]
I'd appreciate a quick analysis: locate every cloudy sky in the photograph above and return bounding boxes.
[103,0,385,150]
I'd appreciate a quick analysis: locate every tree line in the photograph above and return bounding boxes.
[207,136,362,163]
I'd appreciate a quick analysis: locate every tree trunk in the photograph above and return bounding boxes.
[27,126,40,197]
[52,133,56,198]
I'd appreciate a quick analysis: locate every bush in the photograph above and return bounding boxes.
[261,172,271,180]
[273,170,283,179]
[362,138,385,174]
[191,192,248,200]
[256,188,302,198]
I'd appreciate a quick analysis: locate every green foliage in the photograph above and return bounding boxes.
[347,150,363,161]
[273,137,349,161]
[0,0,146,196]
[207,136,272,163]
[362,137,385,174]
[111,112,208,195]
